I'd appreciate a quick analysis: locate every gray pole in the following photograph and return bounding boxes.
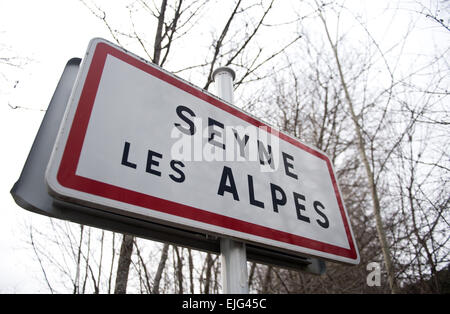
[212,67,249,294]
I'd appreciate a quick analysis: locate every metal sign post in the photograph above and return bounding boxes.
[212,67,249,294]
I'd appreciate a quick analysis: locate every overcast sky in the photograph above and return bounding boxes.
[0,0,448,293]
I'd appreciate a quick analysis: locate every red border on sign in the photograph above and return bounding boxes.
[57,41,358,261]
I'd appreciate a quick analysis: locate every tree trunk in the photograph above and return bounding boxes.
[73,225,84,294]
[318,10,399,294]
[203,253,214,294]
[188,249,195,293]
[153,0,167,65]
[174,246,184,294]
[114,234,134,294]
[261,265,272,293]
[152,243,169,294]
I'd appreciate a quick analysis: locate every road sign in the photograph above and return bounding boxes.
[46,38,359,264]
[11,57,325,275]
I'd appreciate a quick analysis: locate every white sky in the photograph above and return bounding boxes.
[0,0,448,293]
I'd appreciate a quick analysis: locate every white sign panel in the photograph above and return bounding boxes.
[46,38,359,264]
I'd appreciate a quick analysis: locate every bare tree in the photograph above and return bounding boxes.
[114,234,134,294]
[313,1,401,293]
[152,243,169,294]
